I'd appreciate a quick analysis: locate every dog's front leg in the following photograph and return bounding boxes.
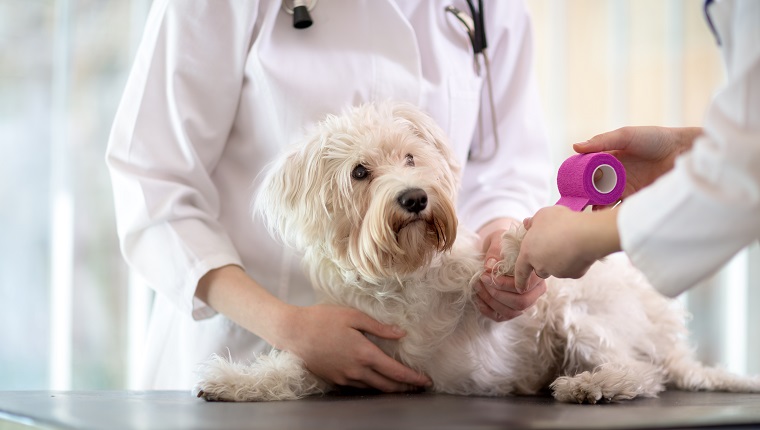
[194,350,331,401]
[491,225,527,278]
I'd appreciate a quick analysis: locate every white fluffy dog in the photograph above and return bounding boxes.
[194,102,760,403]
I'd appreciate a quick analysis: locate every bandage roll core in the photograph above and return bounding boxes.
[555,153,626,211]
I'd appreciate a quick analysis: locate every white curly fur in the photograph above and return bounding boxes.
[193,101,760,403]
[195,351,330,402]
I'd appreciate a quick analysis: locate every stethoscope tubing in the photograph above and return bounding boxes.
[282,0,499,161]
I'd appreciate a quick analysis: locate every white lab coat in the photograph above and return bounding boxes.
[106,0,551,389]
[619,0,760,296]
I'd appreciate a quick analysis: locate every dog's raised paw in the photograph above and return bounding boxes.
[492,225,526,277]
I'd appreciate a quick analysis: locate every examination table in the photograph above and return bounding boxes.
[1,390,760,429]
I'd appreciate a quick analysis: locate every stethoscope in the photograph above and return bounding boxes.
[703,0,722,46]
[445,0,499,161]
[281,0,499,161]
[281,0,318,29]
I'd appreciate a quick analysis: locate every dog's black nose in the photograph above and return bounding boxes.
[397,188,428,213]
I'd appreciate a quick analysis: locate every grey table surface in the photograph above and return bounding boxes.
[1,390,760,430]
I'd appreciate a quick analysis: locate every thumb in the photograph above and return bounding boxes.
[523,216,533,230]
[572,140,596,154]
[513,254,532,294]
[353,312,406,340]
[574,129,626,154]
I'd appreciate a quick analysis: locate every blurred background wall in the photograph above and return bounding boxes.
[0,0,756,390]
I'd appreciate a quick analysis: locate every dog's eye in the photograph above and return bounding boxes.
[405,154,415,167]
[351,164,370,181]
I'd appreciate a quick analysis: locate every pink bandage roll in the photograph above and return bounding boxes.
[555,153,626,211]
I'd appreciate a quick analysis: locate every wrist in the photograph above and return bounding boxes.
[270,302,308,350]
[584,207,622,260]
[196,265,294,347]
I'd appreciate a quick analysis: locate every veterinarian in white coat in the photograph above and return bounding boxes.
[511,0,760,297]
[106,0,551,390]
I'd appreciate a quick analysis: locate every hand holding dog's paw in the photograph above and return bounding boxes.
[473,224,546,322]
[494,224,526,278]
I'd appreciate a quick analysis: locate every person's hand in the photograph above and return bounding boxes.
[514,206,622,291]
[196,266,431,393]
[575,126,701,207]
[474,226,547,322]
[279,303,432,392]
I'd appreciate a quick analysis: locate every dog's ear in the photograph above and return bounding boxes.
[254,138,327,251]
[390,102,461,183]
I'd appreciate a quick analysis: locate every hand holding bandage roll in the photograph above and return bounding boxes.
[556,153,626,211]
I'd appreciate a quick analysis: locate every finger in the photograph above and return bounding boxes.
[352,311,405,340]
[372,352,432,387]
[573,128,627,154]
[474,295,502,322]
[527,272,548,292]
[473,295,491,313]
[523,217,533,230]
[483,256,499,273]
[474,279,502,313]
[477,277,525,316]
[351,370,417,393]
[492,271,547,295]
[477,295,519,322]
[593,168,603,182]
[521,278,547,304]
[572,141,595,153]
[486,280,546,317]
[475,276,492,298]
[485,273,519,294]
[340,380,371,390]
[476,282,526,322]
[474,284,502,322]
[480,296,523,321]
[480,283,537,314]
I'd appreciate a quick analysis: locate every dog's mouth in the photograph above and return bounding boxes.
[395,213,450,251]
[396,215,427,233]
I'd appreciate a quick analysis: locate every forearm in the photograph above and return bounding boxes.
[195,265,296,348]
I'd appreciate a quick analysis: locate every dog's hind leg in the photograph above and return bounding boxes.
[663,345,760,393]
[193,349,331,401]
[550,360,667,404]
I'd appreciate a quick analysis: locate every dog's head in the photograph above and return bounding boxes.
[256,102,461,283]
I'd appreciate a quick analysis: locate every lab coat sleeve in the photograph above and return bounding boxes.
[106,0,258,319]
[457,0,553,232]
[618,0,760,296]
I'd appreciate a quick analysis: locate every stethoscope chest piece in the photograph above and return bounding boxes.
[282,0,318,29]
